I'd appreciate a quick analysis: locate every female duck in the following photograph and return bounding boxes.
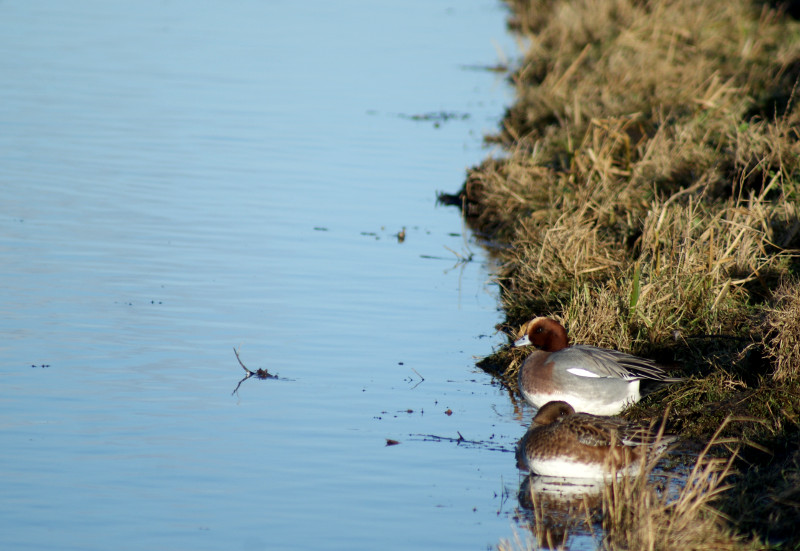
[514,317,682,415]
[515,401,674,478]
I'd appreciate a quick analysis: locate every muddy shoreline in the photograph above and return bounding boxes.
[448,0,800,547]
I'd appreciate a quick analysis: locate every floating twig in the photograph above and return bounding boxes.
[232,347,279,395]
[406,367,425,390]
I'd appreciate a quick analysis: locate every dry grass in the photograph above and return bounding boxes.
[455,0,800,547]
[461,0,800,430]
[600,421,746,551]
[760,278,800,382]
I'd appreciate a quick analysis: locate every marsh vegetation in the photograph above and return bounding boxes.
[450,0,800,547]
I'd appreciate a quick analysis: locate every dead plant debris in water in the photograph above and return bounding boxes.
[455,0,800,547]
[231,347,280,395]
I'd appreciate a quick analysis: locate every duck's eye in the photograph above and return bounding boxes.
[535,327,544,334]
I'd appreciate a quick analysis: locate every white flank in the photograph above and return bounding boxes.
[529,457,610,479]
[565,367,601,378]
[522,380,642,415]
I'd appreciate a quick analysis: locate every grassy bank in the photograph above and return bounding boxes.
[449,0,800,547]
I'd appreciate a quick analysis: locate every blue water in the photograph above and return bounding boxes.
[0,2,537,550]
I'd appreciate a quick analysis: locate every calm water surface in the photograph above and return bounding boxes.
[0,2,550,550]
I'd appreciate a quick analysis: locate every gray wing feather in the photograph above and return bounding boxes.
[559,345,677,381]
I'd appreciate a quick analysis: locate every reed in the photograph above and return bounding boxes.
[600,419,746,551]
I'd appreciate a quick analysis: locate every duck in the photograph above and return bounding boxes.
[514,317,683,415]
[515,401,675,478]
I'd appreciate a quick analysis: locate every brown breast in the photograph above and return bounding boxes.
[519,350,557,393]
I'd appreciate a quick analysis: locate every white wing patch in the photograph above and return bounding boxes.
[566,367,602,378]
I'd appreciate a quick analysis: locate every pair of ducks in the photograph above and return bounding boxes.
[513,317,682,478]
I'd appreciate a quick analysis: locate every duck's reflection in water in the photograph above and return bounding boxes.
[518,474,604,508]
[515,475,604,550]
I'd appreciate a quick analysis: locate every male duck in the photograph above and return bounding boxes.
[514,317,682,415]
[515,401,675,478]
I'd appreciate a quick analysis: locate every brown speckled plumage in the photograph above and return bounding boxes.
[515,401,674,477]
